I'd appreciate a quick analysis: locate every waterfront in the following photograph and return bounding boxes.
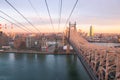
[91,42,120,47]
[0,53,90,80]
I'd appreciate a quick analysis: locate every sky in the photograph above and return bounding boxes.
[0,0,120,33]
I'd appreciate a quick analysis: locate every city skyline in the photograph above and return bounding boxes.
[0,0,120,33]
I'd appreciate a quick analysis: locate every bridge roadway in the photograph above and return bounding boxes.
[65,25,120,80]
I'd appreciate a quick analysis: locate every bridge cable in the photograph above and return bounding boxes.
[5,0,41,33]
[0,16,30,33]
[44,0,55,32]
[58,0,62,33]
[63,0,78,30]
[27,0,42,21]
[0,10,33,33]
[27,0,51,33]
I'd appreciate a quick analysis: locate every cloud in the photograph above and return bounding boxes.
[75,16,120,26]
[26,16,67,25]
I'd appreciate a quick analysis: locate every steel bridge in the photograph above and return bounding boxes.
[65,23,120,80]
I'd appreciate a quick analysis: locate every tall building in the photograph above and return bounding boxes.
[14,36,26,49]
[89,25,94,37]
[0,25,3,36]
[118,37,120,43]
[26,35,35,48]
[0,33,9,48]
[40,37,48,52]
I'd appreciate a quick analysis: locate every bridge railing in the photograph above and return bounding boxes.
[69,29,120,80]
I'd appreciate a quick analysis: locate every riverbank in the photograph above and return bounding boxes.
[91,42,120,48]
[0,49,74,55]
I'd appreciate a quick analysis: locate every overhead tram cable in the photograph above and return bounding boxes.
[5,0,41,33]
[0,16,30,33]
[56,0,62,44]
[27,0,41,20]
[0,10,34,33]
[63,0,78,30]
[58,0,62,33]
[28,0,51,33]
[45,0,55,33]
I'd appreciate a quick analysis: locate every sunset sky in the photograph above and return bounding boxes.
[0,0,120,33]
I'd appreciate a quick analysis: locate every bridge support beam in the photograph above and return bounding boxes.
[116,51,120,80]
[65,22,76,54]
[66,44,70,54]
[68,24,120,80]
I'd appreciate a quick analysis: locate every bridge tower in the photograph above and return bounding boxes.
[62,32,65,46]
[68,22,76,38]
[66,22,76,54]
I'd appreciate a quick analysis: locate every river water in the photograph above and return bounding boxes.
[0,53,91,80]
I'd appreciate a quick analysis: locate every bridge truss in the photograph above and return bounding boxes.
[65,23,120,80]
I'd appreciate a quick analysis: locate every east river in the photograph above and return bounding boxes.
[0,53,91,80]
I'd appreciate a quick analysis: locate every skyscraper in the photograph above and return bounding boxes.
[89,25,94,37]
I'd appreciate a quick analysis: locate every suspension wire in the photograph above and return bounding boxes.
[58,0,62,33]
[0,16,30,33]
[5,0,41,33]
[45,0,55,33]
[28,0,51,33]
[0,10,33,33]
[63,0,78,30]
[27,0,42,20]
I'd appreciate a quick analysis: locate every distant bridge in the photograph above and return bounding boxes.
[65,22,120,80]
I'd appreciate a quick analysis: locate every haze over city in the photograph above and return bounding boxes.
[0,0,120,33]
[0,0,120,80]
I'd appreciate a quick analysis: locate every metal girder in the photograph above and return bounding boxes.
[66,27,120,80]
